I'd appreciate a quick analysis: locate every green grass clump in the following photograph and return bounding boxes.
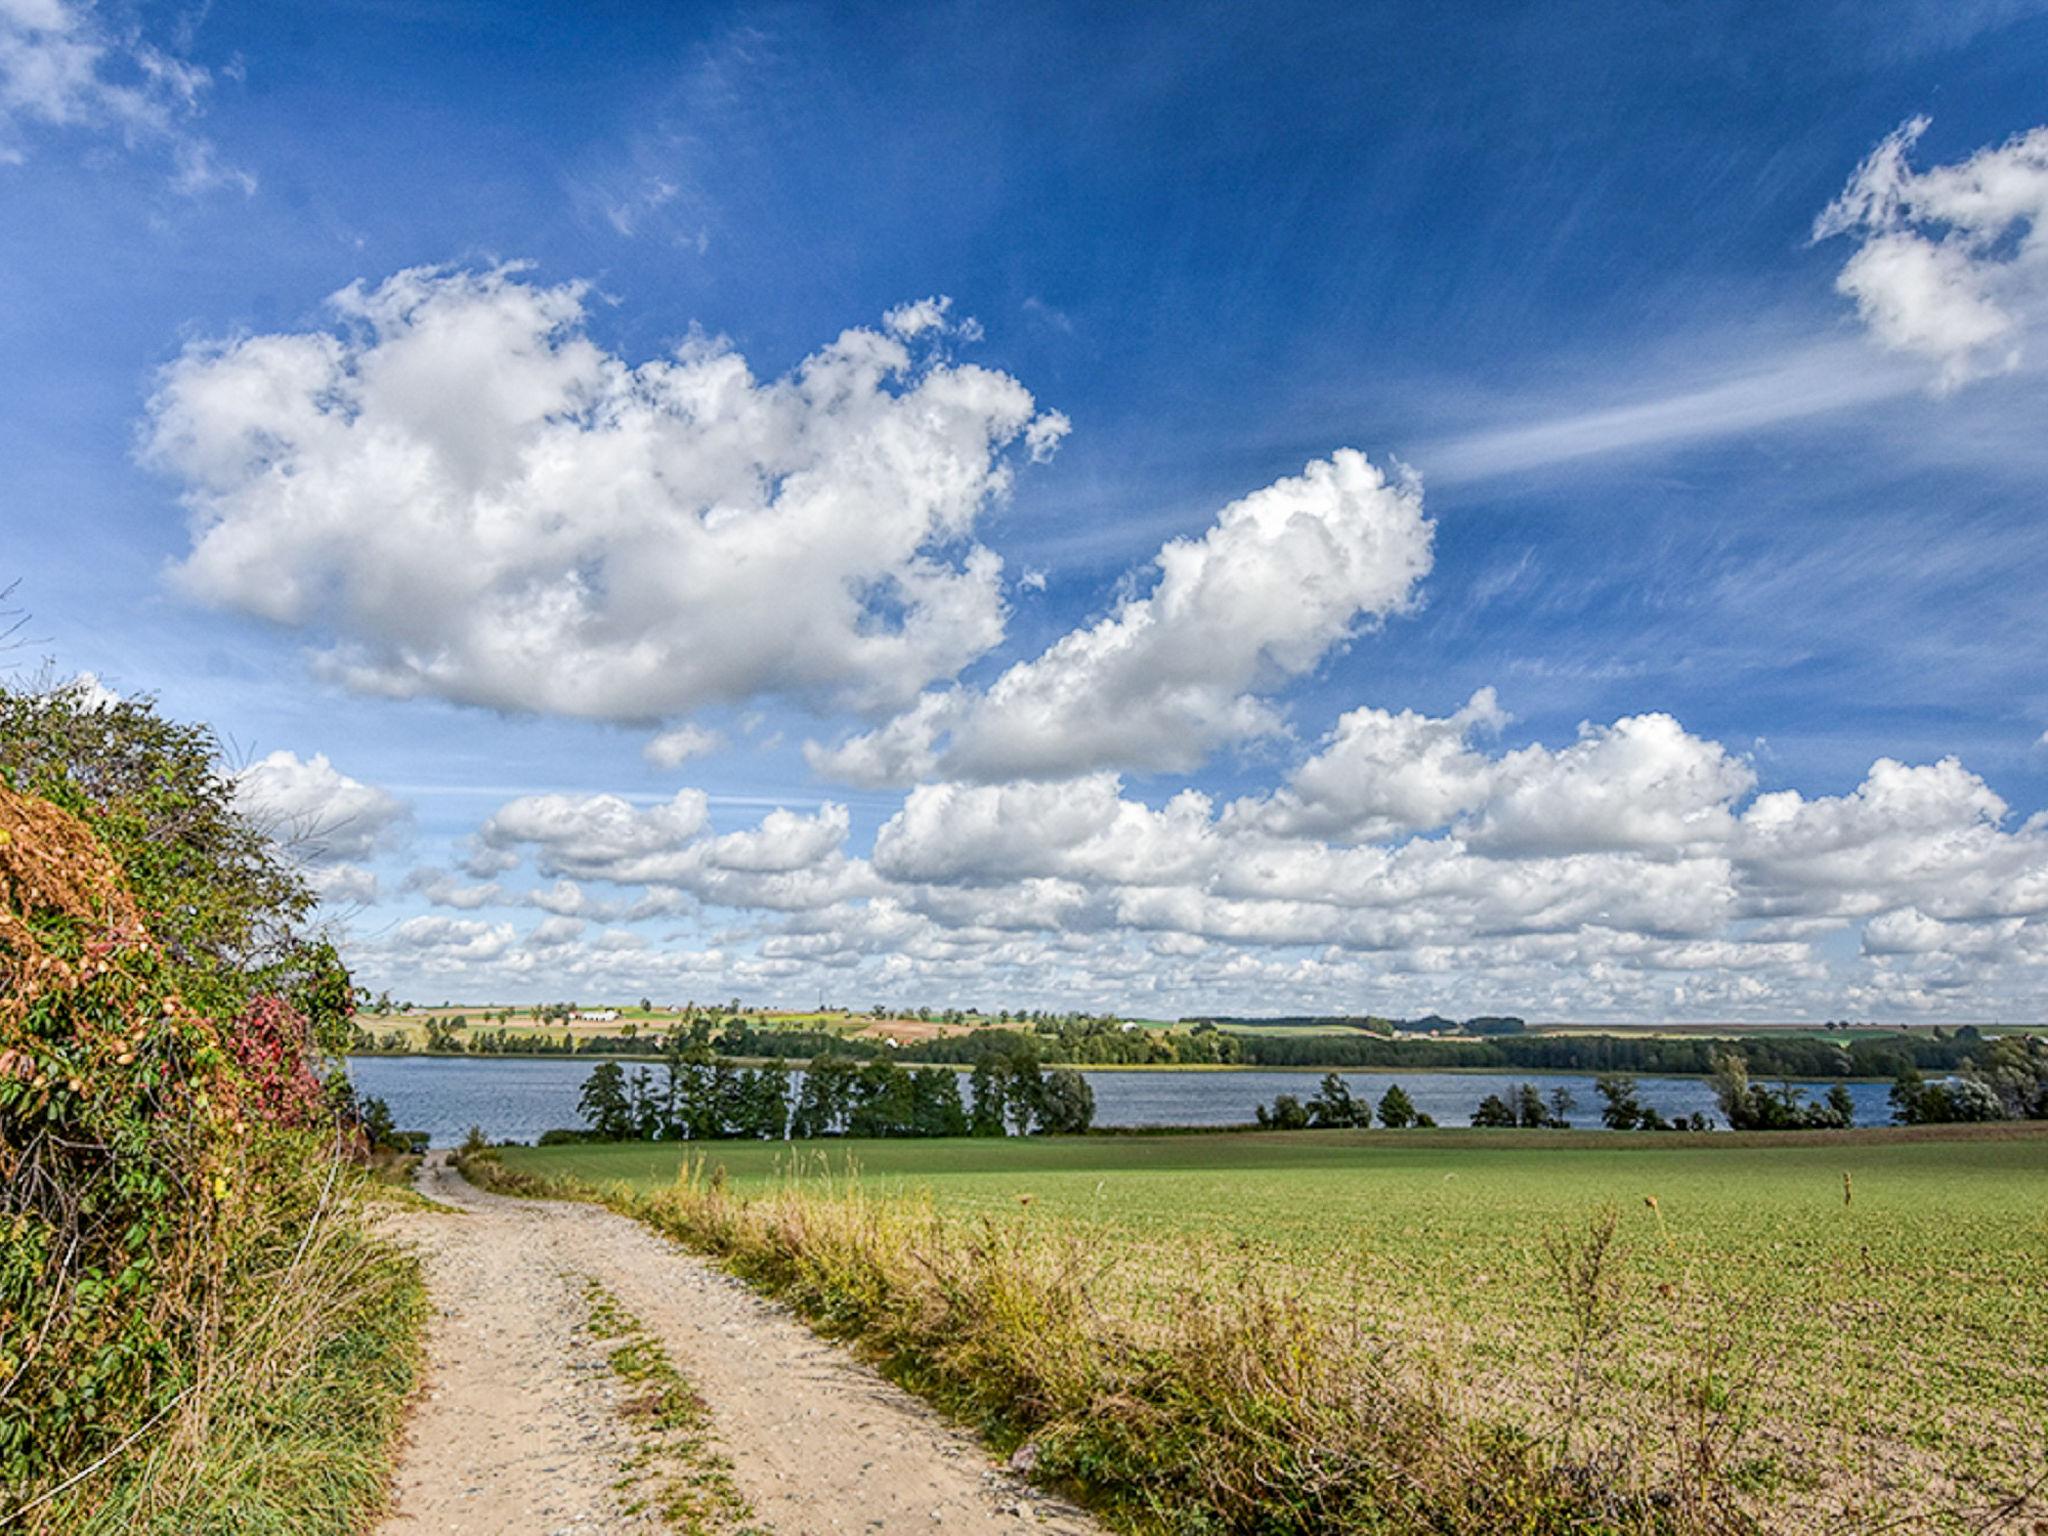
[503,1125,2048,1534]
[580,1281,761,1535]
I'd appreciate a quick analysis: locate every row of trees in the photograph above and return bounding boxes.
[1255,1074,1434,1129]
[1008,1015,1242,1065]
[1254,1074,1725,1132]
[1254,1046,2048,1136]
[1890,1036,2048,1123]
[1706,1053,1856,1130]
[1194,1013,1528,1036]
[1591,1073,1714,1131]
[354,1009,2044,1094]
[1472,1083,1577,1129]
[354,1013,1242,1067]
[1231,1026,2019,1078]
[578,1057,798,1141]
[572,1040,1096,1141]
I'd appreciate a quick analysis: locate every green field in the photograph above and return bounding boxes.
[506,1126,2048,1529]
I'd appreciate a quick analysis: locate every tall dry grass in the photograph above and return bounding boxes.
[467,1152,1768,1536]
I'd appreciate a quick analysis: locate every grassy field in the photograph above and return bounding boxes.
[503,1125,2048,1532]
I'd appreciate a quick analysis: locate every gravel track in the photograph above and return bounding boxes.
[377,1153,1100,1536]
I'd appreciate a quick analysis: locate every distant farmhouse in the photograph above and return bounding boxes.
[573,1008,622,1023]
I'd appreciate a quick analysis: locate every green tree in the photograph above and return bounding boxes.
[967,1058,1008,1136]
[1036,1068,1095,1134]
[1376,1083,1417,1128]
[627,1066,660,1138]
[847,1061,917,1137]
[1307,1073,1360,1128]
[661,1028,721,1139]
[909,1068,968,1136]
[1716,1050,1855,1130]
[1889,1066,1928,1125]
[1513,1082,1560,1128]
[984,1049,1047,1136]
[1709,1052,1756,1127]
[792,1054,858,1137]
[1595,1072,1649,1130]
[1972,1036,2048,1119]
[738,1061,792,1139]
[578,1061,633,1140]
[1948,1078,2008,1122]
[708,1060,746,1138]
[1471,1092,1517,1128]
[1257,1093,1311,1130]
[1821,1082,1857,1128]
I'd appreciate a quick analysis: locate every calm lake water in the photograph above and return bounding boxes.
[346,1055,1901,1147]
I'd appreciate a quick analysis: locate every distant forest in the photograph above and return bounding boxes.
[1221,1027,2008,1078]
[352,1012,2025,1079]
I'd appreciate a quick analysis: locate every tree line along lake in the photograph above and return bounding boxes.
[347,1055,1905,1147]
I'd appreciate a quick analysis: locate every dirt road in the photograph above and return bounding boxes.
[377,1154,1099,1536]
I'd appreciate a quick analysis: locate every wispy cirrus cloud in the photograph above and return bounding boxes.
[0,0,248,189]
[1263,118,2048,493]
[1419,338,1926,485]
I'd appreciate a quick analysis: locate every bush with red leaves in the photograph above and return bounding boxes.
[225,994,324,1128]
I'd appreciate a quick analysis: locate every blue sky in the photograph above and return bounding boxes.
[4,0,2048,1018]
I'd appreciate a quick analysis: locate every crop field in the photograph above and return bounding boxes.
[352,1006,999,1051]
[505,1126,2048,1531]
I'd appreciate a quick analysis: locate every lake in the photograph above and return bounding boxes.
[345,1055,1902,1146]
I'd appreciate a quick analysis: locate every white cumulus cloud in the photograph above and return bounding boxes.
[234,750,409,863]
[477,788,712,882]
[143,266,1067,722]
[361,685,2048,1018]
[1815,116,2048,388]
[643,724,723,769]
[472,789,865,913]
[811,450,1432,784]
[1464,714,1756,857]
[1237,687,1507,841]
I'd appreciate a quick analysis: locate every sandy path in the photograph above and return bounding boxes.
[378,1154,1100,1536]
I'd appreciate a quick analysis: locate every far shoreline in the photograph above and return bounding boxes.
[344,1051,1909,1086]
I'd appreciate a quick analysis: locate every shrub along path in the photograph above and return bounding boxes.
[379,1153,1097,1536]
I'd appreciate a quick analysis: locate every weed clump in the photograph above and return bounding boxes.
[581,1280,761,1535]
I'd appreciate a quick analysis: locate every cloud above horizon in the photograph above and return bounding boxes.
[348,701,2048,1021]
[144,266,1067,723]
[235,748,409,862]
[808,450,1433,785]
[233,749,410,906]
[130,168,2048,1023]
